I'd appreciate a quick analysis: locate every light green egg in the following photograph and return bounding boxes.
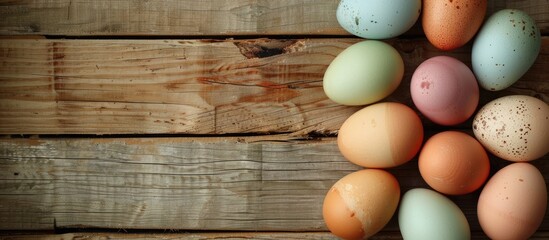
[323,40,404,106]
[472,9,541,91]
[398,188,471,240]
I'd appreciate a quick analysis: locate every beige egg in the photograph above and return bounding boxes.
[473,95,549,161]
[338,102,424,168]
[477,163,547,240]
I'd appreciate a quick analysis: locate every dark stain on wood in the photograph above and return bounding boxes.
[256,80,286,89]
[52,42,65,63]
[100,24,123,33]
[234,39,298,59]
[198,39,226,43]
[28,23,40,33]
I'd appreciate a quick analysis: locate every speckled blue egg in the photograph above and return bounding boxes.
[336,0,421,39]
[471,9,541,91]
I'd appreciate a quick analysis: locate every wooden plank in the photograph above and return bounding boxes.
[2,231,549,240]
[0,0,547,36]
[1,38,547,135]
[0,137,547,235]
[0,0,345,36]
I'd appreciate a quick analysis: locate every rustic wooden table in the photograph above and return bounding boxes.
[0,1,547,239]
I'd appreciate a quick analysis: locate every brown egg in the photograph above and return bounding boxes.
[419,131,490,195]
[423,0,487,50]
[323,169,400,239]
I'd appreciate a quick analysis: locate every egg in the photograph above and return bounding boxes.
[323,169,400,239]
[422,0,487,50]
[472,9,541,91]
[338,102,424,168]
[336,0,421,39]
[473,95,549,162]
[410,56,479,126]
[323,40,404,106]
[419,131,490,195]
[477,163,547,240]
[399,188,471,240]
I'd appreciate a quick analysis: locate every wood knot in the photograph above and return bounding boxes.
[233,39,299,59]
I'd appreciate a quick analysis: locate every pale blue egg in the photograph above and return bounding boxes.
[472,9,541,91]
[336,0,421,39]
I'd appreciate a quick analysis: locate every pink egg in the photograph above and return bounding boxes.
[410,56,479,126]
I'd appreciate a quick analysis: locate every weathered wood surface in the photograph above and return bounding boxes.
[1,38,547,135]
[0,0,547,36]
[0,137,547,235]
[2,231,549,240]
[2,232,342,240]
[1,0,548,238]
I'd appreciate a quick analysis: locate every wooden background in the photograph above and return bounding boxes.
[0,0,548,239]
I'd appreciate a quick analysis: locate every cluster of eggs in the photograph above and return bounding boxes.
[322,0,548,239]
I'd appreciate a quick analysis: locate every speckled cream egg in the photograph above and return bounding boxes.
[338,102,424,168]
[323,169,400,239]
[336,0,421,39]
[423,0,487,50]
[473,95,549,161]
[477,163,547,240]
[472,9,541,91]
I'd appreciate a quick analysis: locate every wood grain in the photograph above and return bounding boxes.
[0,0,547,36]
[1,38,547,135]
[2,231,549,240]
[0,137,547,235]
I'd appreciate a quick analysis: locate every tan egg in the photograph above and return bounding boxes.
[323,169,400,239]
[478,163,547,240]
[338,102,424,168]
[423,0,487,50]
[473,95,549,162]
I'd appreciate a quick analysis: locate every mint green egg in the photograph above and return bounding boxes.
[323,40,404,106]
[399,188,471,240]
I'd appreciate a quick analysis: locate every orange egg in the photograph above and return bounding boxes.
[422,0,487,50]
[337,102,424,168]
[419,131,490,195]
[323,169,400,239]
